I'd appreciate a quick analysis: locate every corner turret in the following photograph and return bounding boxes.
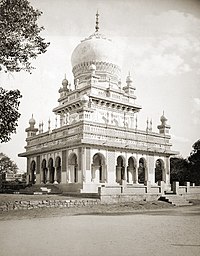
[25,115,38,138]
[157,112,171,135]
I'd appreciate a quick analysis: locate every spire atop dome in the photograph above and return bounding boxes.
[95,10,99,32]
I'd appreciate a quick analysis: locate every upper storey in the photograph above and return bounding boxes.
[71,13,122,87]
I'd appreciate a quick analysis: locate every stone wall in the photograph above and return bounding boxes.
[0,198,100,212]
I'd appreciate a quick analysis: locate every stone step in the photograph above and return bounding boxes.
[62,192,99,199]
[159,195,192,206]
[19,184,62,195]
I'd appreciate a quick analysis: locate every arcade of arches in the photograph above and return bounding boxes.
[28,153,168,186]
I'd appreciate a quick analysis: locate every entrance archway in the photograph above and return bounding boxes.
[138,158,147,184]
[68,153,78,183]
[48,158,55,184]
[155,159,165,183]
[41,159,47,184]
[127,157,137,183]
[55,156,61,184]
[116,156,125,184]
[30,160,36,184]
[91,153,106,183]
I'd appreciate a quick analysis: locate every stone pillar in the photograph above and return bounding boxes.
[61,150,67,184]
[116,167,121,183]
[165,157,170,185]
[46,169,50,184]
[172,181,179,195]
[121,179,127,193]
[134,168,138,184]
[160,181,165,194]
[103,165,107,183]
[54,168,58,184]
[123,166,127,181]
[40,169,44,184]
[145,181,151,193]
[185,182,190,194]
[91,165,96,182]
[81,148,86,183]
[128,168,133,183]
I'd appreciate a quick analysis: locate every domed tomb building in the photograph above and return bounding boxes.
[19,13,178,197]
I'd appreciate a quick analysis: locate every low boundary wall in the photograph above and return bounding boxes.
[0,198,100,212]
[172,181,200,200]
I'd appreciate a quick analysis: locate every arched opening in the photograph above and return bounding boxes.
[138,158,147,184]
[30,160,36,184]
[155,159,165,183]
[48,158,55,184]
[91,153,106,183]
[127,157,137,183]
[55,156,61,184]
[68,153,78,183]
[116,156,125,184]
[41,159,47,184]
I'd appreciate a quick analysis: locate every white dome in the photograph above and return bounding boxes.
[71,33,122,68]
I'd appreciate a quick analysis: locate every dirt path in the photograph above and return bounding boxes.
[0,205,200,256]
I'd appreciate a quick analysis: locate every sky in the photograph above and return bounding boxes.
[0,0,200,172]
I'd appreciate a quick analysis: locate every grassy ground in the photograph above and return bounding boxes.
[0,194,199,221]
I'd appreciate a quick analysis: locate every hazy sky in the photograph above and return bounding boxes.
[1,0,200,171]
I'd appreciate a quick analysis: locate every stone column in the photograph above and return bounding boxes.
[165,157,170,185]
[40,169,44,184]
[91,165,96,182]
[46,169,50,184]
[116,167,121,183]
[172,181,179,194]
[127,167,133,183]
[54,168,58,184]
[134,168,138,184]
[185,182,190,194]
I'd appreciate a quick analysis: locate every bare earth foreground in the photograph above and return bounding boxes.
[0,195,200,256]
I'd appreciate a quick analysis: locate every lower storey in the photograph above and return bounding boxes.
[26,146,171,194]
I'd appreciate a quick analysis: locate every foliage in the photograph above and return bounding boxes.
[0,152,18,174]
[0,0,49,73]
[188,139,200,185]
[0,0,49,142]
[0,87,22,143]
[170,157,189,185]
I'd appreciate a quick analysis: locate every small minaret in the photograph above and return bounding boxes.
[157,111,171,135]
[59,75,69,97]
[25,115,38,138]
[123,72,136,97]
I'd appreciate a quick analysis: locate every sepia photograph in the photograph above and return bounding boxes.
[0,0,200,255]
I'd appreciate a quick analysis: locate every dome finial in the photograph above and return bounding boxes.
[95,10,99,32]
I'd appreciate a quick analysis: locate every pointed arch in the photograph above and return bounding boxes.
[55,156,61,184]
[41,159,47,184]
[116,155,126,184]
[138,157,147,184]
[30,160,36,184]
[155,159,165,183]
[91,153,106,183]
[68,153,78,183]
[127,157,137,183]
[48,158,55,184]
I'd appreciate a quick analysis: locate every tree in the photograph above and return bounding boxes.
[0,0,49,142]
[170,156,189,185]
[188,139,200,185]
[0,87,22,142]
[0,152,18,174]
[0,0,49,73]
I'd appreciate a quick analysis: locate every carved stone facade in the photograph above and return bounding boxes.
[19,15,178,194]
